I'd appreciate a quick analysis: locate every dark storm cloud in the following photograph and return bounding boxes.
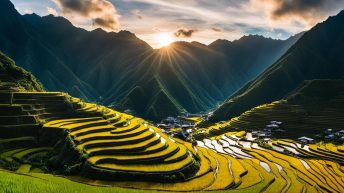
[212,27,224,32]
[259,0,344,25]
[174,28,196,38]
[93,17,118,30]
[53,0,120,30]
[272,0,341,18]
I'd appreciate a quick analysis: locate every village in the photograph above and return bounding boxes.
[155,112,213,140]
[156,114,344,145]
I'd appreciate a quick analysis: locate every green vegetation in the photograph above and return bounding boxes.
[211,9,344,122]
[0,52,43,92]
[0,170,160,193]
[0,0,303,121]
[1,46,344,193]
[201,80,344,139]
[1,88,344,192]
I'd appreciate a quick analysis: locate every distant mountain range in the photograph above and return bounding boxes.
[0,0,301,120]
[211,9,344,122]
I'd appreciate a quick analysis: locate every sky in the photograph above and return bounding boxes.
[11,0,344,48]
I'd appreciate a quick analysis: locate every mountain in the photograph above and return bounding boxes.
[201,79,344,139]
[0,45,343,193]
[0,0,300,120]
[211,10,344,122]
[0,51,42,92]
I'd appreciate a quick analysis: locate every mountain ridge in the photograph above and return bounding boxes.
[211,9,344,122]
[0,0,301,120]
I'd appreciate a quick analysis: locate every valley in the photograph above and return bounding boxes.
[0,51,344,192]
[1,0,344,192]
[0,0,301,121]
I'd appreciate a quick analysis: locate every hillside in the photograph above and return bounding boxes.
[211,9,344,122]
[0,52,200,183]
[0,0,301,120]
[1,52,344,192]
[200,79,344,139]
[0,52,42,92]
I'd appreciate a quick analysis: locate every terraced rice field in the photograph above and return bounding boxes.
[1,87,344,192]
[0,89,198,182]
[194,131,344,192]
[0,136,51,173]
[200,88,344,139]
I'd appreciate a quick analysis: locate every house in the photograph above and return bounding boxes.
[165,116,177,123]
[324,134,335,142]
[263,128,272,133]
[271,121,282,125]
[257,132,271,138]
[274,128,285,132]
[339,136,344,142]
[325,129,333,135]
[266,124,279,129]
[173,131,189,140]
[186,128,193,133]
[298,136,315,144]
[124,109,134,114]
[180,124,193,128]
[157,123,169,128]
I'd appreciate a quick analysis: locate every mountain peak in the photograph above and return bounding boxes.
[208,39,231,47]
[237,34,276,42]
[118,30,135,36]
[0,0,18,15]
[0,0,15,9]
[210,9,344,122]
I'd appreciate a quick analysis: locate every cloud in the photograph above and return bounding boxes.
[53,0,120,31]
[212,27,223,32]
[174,28,196,38]
[47,7,59,16]
[132,9,143,19]
[255,0,343,26]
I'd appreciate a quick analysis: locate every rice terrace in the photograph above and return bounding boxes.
[1,0,344,192]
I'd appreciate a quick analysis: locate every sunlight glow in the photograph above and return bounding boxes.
[155,33,175,48]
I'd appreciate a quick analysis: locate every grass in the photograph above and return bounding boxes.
[103,170,215,191]
[0,170,160,193]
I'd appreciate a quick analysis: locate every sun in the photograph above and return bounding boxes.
[156,33,174,48]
